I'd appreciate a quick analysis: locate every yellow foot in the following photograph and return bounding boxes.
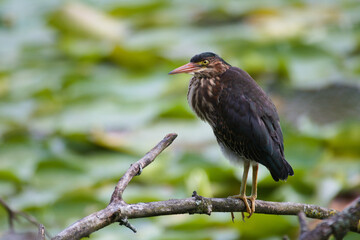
[229,195,256,219]
[248,196,256,218]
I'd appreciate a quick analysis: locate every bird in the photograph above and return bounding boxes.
[168,52,294,218]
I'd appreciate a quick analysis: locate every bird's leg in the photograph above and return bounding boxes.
[229,161,251,219]
[247,163,258,218]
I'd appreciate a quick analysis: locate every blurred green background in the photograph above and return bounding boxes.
[0,0,360,239]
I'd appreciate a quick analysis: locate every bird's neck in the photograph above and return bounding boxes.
[187,75,222,127]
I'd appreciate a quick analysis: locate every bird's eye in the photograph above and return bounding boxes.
[201,60,210,65]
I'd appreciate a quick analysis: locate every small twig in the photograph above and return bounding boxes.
[111,133,178,202]
[119,217,137,233]
[190,191,212,215]
[18,211,46,231]
[38,224,46,240]
[298,211,308,236]
[0,197,51,239]
[0,197,16,232]
[135,164,142,176]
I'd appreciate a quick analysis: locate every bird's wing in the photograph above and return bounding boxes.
[217,67,293,181]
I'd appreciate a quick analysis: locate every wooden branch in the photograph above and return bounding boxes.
[52,133,351,240]
[123,196,336,220]
[111,133,178,202]
[52,196,340,240]
[0,133,356,240]
[299,197,360,240]
[298,211,309,236]
[53,133,178,240]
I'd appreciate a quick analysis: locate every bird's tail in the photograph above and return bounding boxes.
[268,158,294,182]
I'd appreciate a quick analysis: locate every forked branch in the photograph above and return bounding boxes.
[26,133,357,240]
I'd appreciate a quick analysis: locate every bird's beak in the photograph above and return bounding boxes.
[168,62,200,75]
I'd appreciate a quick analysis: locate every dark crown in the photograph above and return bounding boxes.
[190,52,230,66]
[190,52,217,63]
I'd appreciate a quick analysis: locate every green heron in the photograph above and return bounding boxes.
[169,52,294,217]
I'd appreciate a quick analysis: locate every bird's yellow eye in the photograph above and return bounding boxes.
[201,59,210,65]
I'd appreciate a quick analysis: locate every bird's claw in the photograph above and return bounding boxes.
[228,195,256,220]
[248,196,256,218]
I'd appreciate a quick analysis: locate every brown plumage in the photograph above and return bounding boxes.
[169,52,294,217]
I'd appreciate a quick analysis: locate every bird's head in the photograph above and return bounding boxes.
[169,52,231,78]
